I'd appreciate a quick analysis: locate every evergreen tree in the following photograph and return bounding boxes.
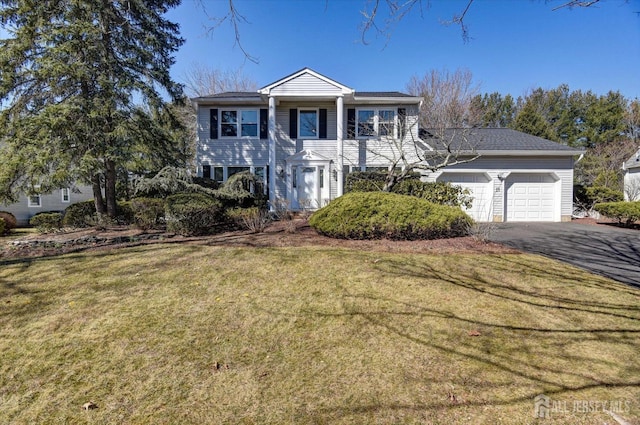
[0,0,184,217]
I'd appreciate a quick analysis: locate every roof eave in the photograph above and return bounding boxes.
[475,149,586,156]
[191,95,266,106]
[348,95,422,105]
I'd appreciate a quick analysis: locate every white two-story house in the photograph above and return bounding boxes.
[192,68,583,222]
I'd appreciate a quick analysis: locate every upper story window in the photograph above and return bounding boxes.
[357,109,396,138]
[220,109,258,138]
[299,110,318,138]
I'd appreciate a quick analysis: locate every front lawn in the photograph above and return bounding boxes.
[1,244,638,424]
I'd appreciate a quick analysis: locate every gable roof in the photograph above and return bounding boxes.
[258,67,354,96]
[623,149,640,170]
[421,128,585,156]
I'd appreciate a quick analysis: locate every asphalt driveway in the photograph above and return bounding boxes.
[489,222,640,288]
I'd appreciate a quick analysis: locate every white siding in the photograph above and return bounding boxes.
[2,185,94,226]
[270,74,344,96]
[624,168,640,201]
[427,156,576,222]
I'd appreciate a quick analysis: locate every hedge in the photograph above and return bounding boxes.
[165,192,225,236]
[309,191,473,240]
[0,211,17,233]
[345,171,472,208]
[30,212,63,233]
[62,200,96,227]
[593,201,640,225]
[63,200,134,227]
[0,218,5,235]
[131,197,166,230]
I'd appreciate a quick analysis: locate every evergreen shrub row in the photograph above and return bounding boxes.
[309,192,472,240]
[29,212,63,232]
[345,171,472,208]
[593,201,640,225]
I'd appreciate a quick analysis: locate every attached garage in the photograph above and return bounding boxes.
[437,172,493,222]
[505,173,559,222]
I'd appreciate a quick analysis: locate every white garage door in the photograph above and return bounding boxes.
[505,174,556,222]
[437,173,492,222]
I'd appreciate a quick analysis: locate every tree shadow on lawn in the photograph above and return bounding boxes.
[256,254,640,422]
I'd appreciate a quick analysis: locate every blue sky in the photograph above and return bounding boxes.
[167,0,640,99]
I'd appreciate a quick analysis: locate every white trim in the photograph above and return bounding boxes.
[61,188,71,203]
[259,67,354,96]
[27,194,41,208]
[219,108,260,139]
[298,108,319,139]
[355,107,397,139]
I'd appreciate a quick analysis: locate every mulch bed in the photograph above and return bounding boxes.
[1,219,518,261]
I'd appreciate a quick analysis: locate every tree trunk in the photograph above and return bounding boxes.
[92,174,106,215]
[105,159,118,217]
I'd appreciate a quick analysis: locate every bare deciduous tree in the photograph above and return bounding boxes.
[349,68,481,192]
[182,63,258,98]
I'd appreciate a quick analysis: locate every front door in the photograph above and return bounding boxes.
[296,166,318,209]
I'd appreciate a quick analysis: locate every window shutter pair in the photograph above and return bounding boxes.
[289,108,328,139]
[210,108,268,139]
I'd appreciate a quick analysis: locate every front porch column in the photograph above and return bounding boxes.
[268,96,277,211]
[336,95,344,197]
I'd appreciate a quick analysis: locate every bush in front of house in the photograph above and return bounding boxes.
[115,201,134,225]
[165,192,225,236]
[0,218,5,235]
[393,179,472,209]
[29,212,63,233]
[593,201,640,226]
[226,206,271,233]
[309,191,473,240]
[63,199,135,228]
[574,184,624,212]
[131,197,166,230]
[0,211,17,233]
[345,171,472,208]
[62,200,97,227]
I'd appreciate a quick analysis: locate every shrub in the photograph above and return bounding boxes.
[593,201,640,225]
[29,212,63,233]
[62,200,97,227]
[115,201,134,225]
[0,211,17,233]
[131,197,166,230]
[345,171,471,208]
[393,180,472,208]
[227,207,271,233]
[0,218,5,235]
[309,192,473,240]
[216,171,268,209]
[574,184,624,211]
[165,192,225,236]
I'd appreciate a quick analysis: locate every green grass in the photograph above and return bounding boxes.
[1,244,639,424]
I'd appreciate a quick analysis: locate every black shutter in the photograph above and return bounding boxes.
[397,108,406,140]
[260,108,268,139]
[319,108,327,139]
[289,109,297,139]
[210,108,218,139]
[202,165,211,179]
[347,108,356,139]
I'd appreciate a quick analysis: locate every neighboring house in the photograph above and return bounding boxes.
[1,186,93,226]
[192,68,584,222]
[623,149,640,201]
